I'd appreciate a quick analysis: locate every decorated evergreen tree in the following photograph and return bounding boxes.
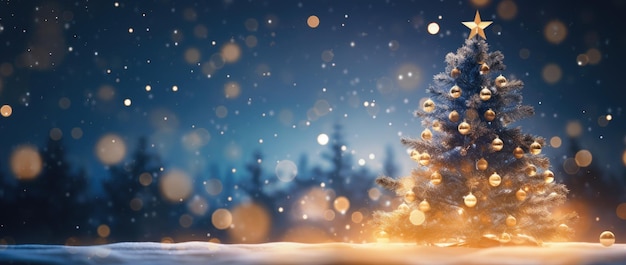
[372,11,576,247]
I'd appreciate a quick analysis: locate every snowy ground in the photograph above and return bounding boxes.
[0,241,625,265]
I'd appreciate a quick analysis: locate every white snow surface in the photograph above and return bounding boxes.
[0,241,625,265]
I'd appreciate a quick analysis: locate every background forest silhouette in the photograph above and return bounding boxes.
[0,123,624,244]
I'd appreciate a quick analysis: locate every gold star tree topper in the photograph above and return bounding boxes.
[462,10,492,39]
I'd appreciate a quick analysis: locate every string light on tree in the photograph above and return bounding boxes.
[423,99,436,112]
[484,109,496,121]
[430,171,442,185]
[491,137,504,151]
[451,68,461,78]
[448,110,460,122]
[479,63,490,75]
[543,170,555,183]
[418,200,431,212]
[495,75,507,88]
[480,87,492,101]
[458,121,471,135]
[513,147,524,159]
[476,158,488,171]
[529,141,542,155]
[404,191,416,203]
[421,128,433,141]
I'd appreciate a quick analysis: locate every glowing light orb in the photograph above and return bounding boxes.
[427,22,440,35]
[159,169,193,203]
[544,19,567,44]
[205,178,223,196]
[307,15,320,28]
[409,210,425,225]
[97,224,111,238]
[95,134,126,165]
[229,203,271,243]
[275,160,298,182]
[317,133,329,145]
[574,149,593,167]
[1,104,13,117]
[333,196,350,214]
[221,43,241,63]
[10,145,42,180]
[211,208,233,230]
[123,98,131,106]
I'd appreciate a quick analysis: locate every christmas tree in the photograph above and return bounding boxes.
[372,11,576,247]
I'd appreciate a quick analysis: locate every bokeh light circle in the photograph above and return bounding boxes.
[10,145,43,180]
[275,160,298,182]
[212,208,233,230]
[95,134,126,165]
[307,15,320,28]
[159,169,193,203]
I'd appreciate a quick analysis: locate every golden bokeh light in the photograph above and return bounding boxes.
[187,195,209,216]
[409,210,425,225]
[71,127,83,139]
[542,63,562,84]
[566,120,583,137]
[497,0,517,20]
[95,134,126,165]
[49,127,63,141]
[221,43,241,63]
[97,85,116,101]
[351,211,364,223]
[307,15,320,28]
[470,0,491,7]
[1,104,12,117]
[138,172,152,186]
[574,149,593,167]
[97,224,111,238]
[562,157,579,175]
[245,35,258,48]
[179,214,193,228]
[10,145,43,180]
[216,105,228,118]
[550,136,562,148]
[184,47,201,64]
[333,196,350,214]
[622,150,626,167]
[212,208,233,230]
[159,169,193,203]
[544,19,567,44]
[58,97,71,109]
[129,197,143,211]
[182,128,211,150]
[616,203,626,220]
[299,187,331,220]
[576,54,589,66]
[586,48,601,65]
[368,188,382,201]
[229,203,271,243]
[224,81,241,99]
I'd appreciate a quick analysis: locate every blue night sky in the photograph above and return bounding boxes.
[0,0,624,189]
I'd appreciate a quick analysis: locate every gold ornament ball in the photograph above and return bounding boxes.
[600,231,616,247]
[476,158,488,171]
[418,200,431,212]
[448,110,460,122]
[423,99,436,113]
[516,188,527,201]
[432,120,442,131]
[529,141,542,155]
[479,87,492,101]
[458,121,471,135]
[398,203,410,212]
[404,191,416,203]
[464,193,477,207]
[543,170,555,183]
[491,137,504,151]
[430,171,442,185]
[495,75,507,88]
[499,232,512,243]
[489,172,501,187]
[451,68,461,78]
[484,109,496,121]
[410,150,420,162]
[513,147,524,159]
[479,63,490,75]
[450,85,462,98]
[421,128,433,141]
[506,215,517,227]
[419,153,431,166]
[525,164,537,177]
